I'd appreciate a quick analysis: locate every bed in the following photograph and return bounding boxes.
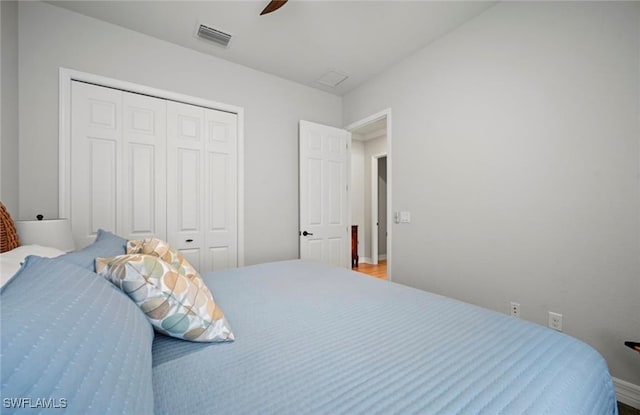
[1,231,618,414]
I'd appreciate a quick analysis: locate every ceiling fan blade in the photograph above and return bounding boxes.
[260,0,288,16]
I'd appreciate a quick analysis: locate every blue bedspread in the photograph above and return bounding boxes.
[152,260,617,415]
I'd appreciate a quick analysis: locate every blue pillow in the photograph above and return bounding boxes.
[58,229,127,271]
[1,256,154,414]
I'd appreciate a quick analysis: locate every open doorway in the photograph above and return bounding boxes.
[346,110,391,280]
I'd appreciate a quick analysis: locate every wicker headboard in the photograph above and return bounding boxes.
[0,202,20,253]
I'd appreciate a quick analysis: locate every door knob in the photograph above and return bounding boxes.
[302,231,313,236]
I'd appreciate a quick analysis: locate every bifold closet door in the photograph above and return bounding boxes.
[204,107,238,272]
[121,91,167,242]
[70,81,238,269]
[70,82,166,248]
[167,101,238,273]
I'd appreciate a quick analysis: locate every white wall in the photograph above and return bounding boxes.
[17,1,342,265]
[344,1,640,386]
[350,139,365,261]
[1,1,19,215]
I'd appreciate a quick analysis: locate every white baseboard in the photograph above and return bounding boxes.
[357,256,387,265]
[614,377,640,409]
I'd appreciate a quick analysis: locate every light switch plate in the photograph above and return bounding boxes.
[400,211,411,223]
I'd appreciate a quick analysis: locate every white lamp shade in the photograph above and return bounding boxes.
[15,219,76,252]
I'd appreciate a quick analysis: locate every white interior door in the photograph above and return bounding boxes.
[71,82,168,248]
[167,101,206,270]
[167,101,238,273]
[121,91,167,242]
[204,109,238,271]
[70,82,122,248]
[299,120,350,268]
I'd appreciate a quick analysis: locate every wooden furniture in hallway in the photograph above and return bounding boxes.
[351,225,358,267]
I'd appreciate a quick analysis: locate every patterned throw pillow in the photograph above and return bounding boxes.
[96,254,234,342]
[126,238,217,314]
[126,237,210,296]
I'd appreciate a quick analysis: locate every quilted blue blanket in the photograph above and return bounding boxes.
[152,260,617,415]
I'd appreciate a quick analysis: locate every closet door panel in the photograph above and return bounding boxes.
[70,82,122,249]
[176,148,200,231]
[208,246,229,272]
[122,91,167,241]
[128,144,154,233]
[205,110,238,271]
[89,139,118,232]
[167,101,205,271]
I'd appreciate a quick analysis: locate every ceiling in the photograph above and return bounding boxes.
[49,1,496,96]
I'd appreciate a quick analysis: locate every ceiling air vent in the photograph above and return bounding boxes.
[197,24,232,48]
[316,70,349,88]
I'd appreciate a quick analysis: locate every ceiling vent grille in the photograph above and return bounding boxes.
[197,24,232,48]
[316,70,349,88]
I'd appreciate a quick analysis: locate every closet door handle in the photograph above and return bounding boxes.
[185,239,194,243]
[302,231,313,236]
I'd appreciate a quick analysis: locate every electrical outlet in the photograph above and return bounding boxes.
[548,312,563,331]
[510,302,520,318]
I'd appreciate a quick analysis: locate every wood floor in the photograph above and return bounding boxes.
[353,260,387,279]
